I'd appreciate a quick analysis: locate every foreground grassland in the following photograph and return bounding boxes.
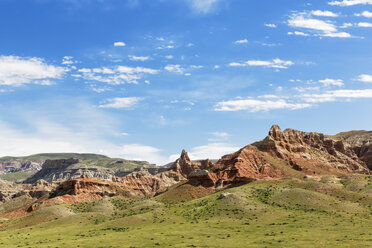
[1,175,372,248]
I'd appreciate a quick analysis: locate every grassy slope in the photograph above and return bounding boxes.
[0,175,371,248]
[0,153,108,163]
[1,154,153,182]
[73,158,152,171]
[0,170,38,181]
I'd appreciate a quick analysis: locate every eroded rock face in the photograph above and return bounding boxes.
[0,161,42,173]
[25,159,114,183]
[171,126,371,192]
[336,130,372,170]
[170,150,211,178]
[2,125,371,219]
[253,125,370,174]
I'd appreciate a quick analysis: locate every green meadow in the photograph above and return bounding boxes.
[1,175,371,248]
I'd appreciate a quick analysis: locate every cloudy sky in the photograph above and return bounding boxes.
[1,0,372,164]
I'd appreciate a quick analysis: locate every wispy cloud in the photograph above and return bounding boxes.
[129,55,150,61]
[208,131,230,141]
[78,65,158,84]
[234,39,248,44]
[265,23,277,28]
[164,64,186,74]
[287,12,351,38]
[215,98,311,112]
[189,143,240,160]
[319,78,344,87]
[99,97,143,109]
[62,56,77,65]
[329,0,372,6]
[229,58,294,69]
[185,0,222,14]
[0,55,65,86]
[288,31,310,36]
[302,89,372,103]
[114,41,126,47]
[311,10,339,17]
[288,13,337,32]
[355,10,372,17]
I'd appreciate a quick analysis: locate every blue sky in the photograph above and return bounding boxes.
[0,0,372,164]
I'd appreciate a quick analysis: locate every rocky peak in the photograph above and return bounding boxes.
[268,125,285,140]
[170,150,210,178]
[180,149,191,163]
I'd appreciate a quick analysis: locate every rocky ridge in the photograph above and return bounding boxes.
[1,125,371,219]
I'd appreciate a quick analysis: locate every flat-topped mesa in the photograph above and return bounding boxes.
[42,158,79,169]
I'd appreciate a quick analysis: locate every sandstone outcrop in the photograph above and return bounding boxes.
[2,125,371,219]
[253,125,370,174]
[336,130,372,170]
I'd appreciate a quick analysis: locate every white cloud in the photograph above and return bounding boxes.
[311,10,339,17]
[229,58,294,69]
[99,97,143,109]
[189,143,240,160]
[319,78,344,87]
[355,10,372,17]
[189,65,203,69]
[287,13,351,38]
[288,14,337,32]
[302,89,372,103]
[357,22,372,27]
[265,24,277,28]
[114,41,126,47]
[234,39,248,44]
[329,0,372,6]
[340,22,353,28]
[288,31,310,36]
[322,31,351,37]
[215,99,311,112]
[258,94,280,99]
[186,0,221,14]
[164,64,186,74]
[157,45,175,50]
[356,74,372,82]
[129,55,150,61]
[165,55,174,59]
[62,56,77,65]
[78,65,158,85]
[0,56,65,86]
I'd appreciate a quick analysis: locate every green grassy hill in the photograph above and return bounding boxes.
[0,153,108,163]
[1,175,371,247]
[0,170,38,181]
[1,153,153,182]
